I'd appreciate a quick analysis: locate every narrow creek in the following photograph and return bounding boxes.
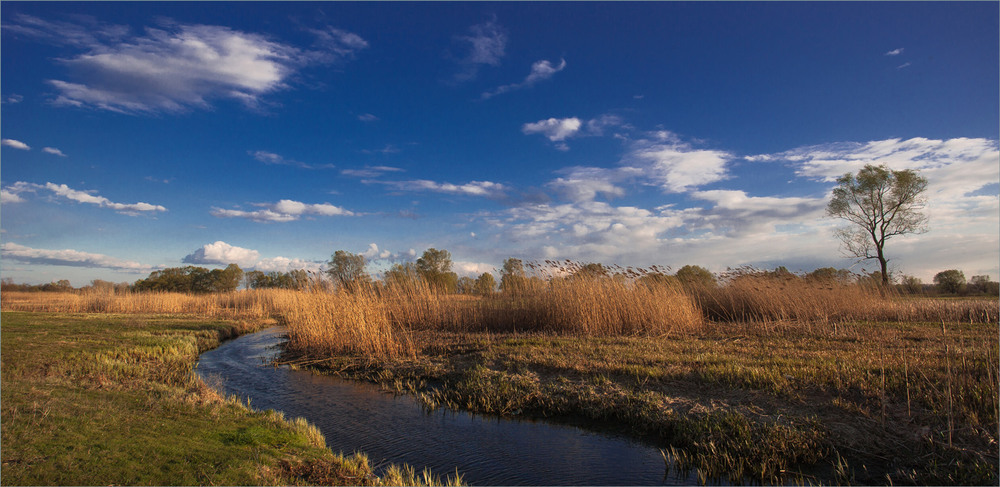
[196,327,694,486]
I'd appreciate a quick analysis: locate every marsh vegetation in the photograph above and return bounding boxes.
[3,260,997,485]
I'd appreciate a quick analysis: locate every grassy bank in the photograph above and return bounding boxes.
[0,311,461,486]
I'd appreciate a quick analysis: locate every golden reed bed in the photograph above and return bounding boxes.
[3,276,996,360]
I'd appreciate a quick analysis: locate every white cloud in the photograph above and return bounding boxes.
[1,242,153,272]
[5,94,24,103]
[371,179,508,199]
[182,241,260,266]
[624,131,733,193]
[357,113,379,122]
[42,182,167,213]
[455,261,496,277]
[254,256,323,273]
[482,58,566,99]
[211,199,355,222]
[3,181,166,214]
[546,167,631,203]
[361,243,394,260]
[1,139,30,150]
[9,15,366,114]
[522,114,628,149]
[1,189,25,204]
[180,240,322,273]
[522,117,582,142]
[42,147,67,157]
[453,18,507,82]
[885,48,904,56]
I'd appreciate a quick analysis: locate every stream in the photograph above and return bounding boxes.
[196,327,694,485]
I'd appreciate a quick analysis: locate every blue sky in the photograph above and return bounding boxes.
[2,1,998,286]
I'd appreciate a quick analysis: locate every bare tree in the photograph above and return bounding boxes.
[827,164,928,286]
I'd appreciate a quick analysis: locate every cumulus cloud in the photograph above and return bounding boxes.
[1,242,153,272]
[452,18,507,82]
[522,114,628,150]
[361,242,394,260]
[7,14,366,114]
[182,241,260,266]
[181,240,322,272]
[1,189,25,204]
[522,117,582,142]
[211,199,355,222]
[623,131,733,193]
[369,179,508,199]
[42,147,67,157]
[2,139,30,150]
[481,58,566,99]
[254,256,323,273]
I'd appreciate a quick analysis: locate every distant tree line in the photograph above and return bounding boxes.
[5,250,997,298]
[133,264,244,293]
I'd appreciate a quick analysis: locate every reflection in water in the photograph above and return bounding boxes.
[196,327,689,486]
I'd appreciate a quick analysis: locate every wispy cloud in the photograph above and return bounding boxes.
[481,58,566,99]
[42,147,67,157]
[1,138,31,150]
[357,113,379,122]
[368,179,508,199]
[452,18,507,82]
[340,165,405,178]
[6,14,366,114]
[897,62,911,69]
[211,199,355,222]
[2,181,166,214]
[885,48,904,56]
[1,242,153,272]
[5,94,24,103]
[248,150,334,169]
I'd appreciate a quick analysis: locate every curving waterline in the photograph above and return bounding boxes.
[196,327,694,486]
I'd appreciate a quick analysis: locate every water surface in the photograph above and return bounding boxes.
[196,327,690,485]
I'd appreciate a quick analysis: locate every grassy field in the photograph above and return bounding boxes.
[2,275,997,485]
[0,311,461,486]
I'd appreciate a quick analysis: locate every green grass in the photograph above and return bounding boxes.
[0,312,461,486]
[288,321,999,485]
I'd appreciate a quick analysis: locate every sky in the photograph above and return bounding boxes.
[1,1,998,287]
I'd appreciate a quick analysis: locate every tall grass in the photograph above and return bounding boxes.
[4,264,996,361]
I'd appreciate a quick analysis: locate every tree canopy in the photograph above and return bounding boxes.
[326,250,369,291]
[134,264,243,293]
[827,164,928,286]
